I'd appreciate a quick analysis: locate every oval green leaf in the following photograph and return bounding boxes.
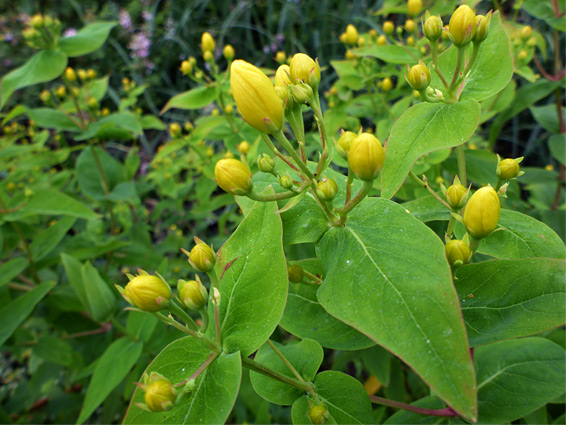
[161,86,218,114]
[57,22,117,57]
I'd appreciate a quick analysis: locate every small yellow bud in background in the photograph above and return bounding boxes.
[88,97,97,109]
[275,51,286,64]
[238,141,250,154]
[369,29,378,40]
[279,175,294,189]
[405,19,416,33]
[377,35,387,46]
[257,153,275,173]
[345,50,356,60]
[65,67,76,82]
[316,177,338,201]
[423,15,443,41]
[381,77,393,92]
[56,86,66,98]
[178,278,208,310]
[463,186,500,239]
[290,53,321,88]
[449,5,476,47]
[224,104,234,115]
[520,25,533,40]
[406,35,415,46]
[473,13,492,43]
[445,182,468,209]
[87,69,97,80]
[545,164,554,171]
[517,49,528,61]
[102,107,110,116]
[308,404,330,425]
[339,33,348,44]
[201,32,215,52]
[289,83,313,104]
[40,90,51,103]
[407,62,431,90]
[187,238,217,272]
[383,21,395,35]
[345,24,359,44]
[275,64,292,88]
[214,158,253,196]
[407,0,422,16]
[223,44,235,60]
[337,130,357,153]
[445,240,471,267]
[364,375,382,395]
[143,379,177,412]
[211,108,219,116]
[497,157,523,180]
[78,69,88,81]
[181,60,193,74]
[357,37,366,47]
[122,274,171,312]
[348,133,385,181]
[230,60,284,134]
[288,264,304,283]
[30,14,44,28]
[203,50,214,62]
[169,122,182,138]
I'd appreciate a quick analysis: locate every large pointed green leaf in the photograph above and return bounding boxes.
[381,99,480,199]
[475,338,566,423]
[456,258,566,347]
[161,86,218,114]
[1,50,67,109]
[30,216,76,261]
[316,198,476,421]
[124,337,242,425]
[212,194,288,356]
[57,22,117,57]
[351,45,420,64]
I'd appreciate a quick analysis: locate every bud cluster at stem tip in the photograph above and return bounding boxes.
[448,5,477,47]
[178,276,208,310]
[348,133,385,181]
[463,186,500,239]
[186,237,217,272]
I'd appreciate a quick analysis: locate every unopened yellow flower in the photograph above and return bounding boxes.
[290,53,320,87]
[345,24,358,44]
[223,44,235,60]
[445,240,471,266]
[348,133,385,181]
[449,5,476,46]
[201,32,215,52]
[144,379,177,412]
[230,60,284,134]
[214,158,253,196]
[178,278,208,310]
[123,274,171,312]
[407,0,422,16]
[463,186,500,239]
[407,62,431,90]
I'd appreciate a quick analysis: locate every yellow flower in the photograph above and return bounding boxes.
[214,158,253,196]
[348,133,385,181]
[383,21,395,35]
[290,53,321,88]
[178,277,208,310]
[445,240,471,266]
[201,32,215,52]
[230,60,284,134]
[122,274,171,312]
[187,238,217,272]
[445,182,468,209]
[144,379,177,412]
[223,44,235,60]
[407,0,422,16]
[463,186,500,239]
[423,15,443,41]
[497,157,522,180]
[407,62,431,90]
[345,24,358,44]
[449,5,476,46]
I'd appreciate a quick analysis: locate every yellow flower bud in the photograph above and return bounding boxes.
[178,278,208,310]
[122,274,171,312]
[257,153,275,173]
[230,60,284,134]
[88,97,97,109]
[290,83,313,104]
[78,69,88,81]
[345,24,359,44]
[214,158,253,196]
[345,50,356,60]
[144,379,177,412]
[449,5,476,47]
[238,141,250,154]
[102,107,110,116]
[203,50,214,62]
[224,104,234,115]
[87,69,97,80]
[337,130,357,153]
[339,33,348,44]
[517,50,528,61]
[407,62,431,91]
[290,53,321,88]
[40,90,51,103]
[377,35,387,46]
[275,65,292,88]
[369,29,378,40]
[279,175,294,189]
[383,21,395,35]
[30,14,44,28]
[405,19,416,33]
[473,13,491,43]
[423,15,443,41]
[181,60,193,75]
[381,77,393,92]
[445,240,471,267]
[463,186,500,239]
[288,264,304,283]
[275,51,286,64]
[56,86,66,98]
[187,238,217,272]
[348,133,385,181]
[169,122,182,138]
[316,177,338,201]
[520,25,533,40]
[497,157,522,180]
[308,404,330,425]
[65,67,76,82]
[223,44,235,60]
[407,0,422,16]
[201,32,215,52]
[406,35,415,46]
[357,37,366,47]
[445,183,468,209]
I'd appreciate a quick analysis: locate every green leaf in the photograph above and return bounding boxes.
[432,12,513,102]
[1,50,67,109]
[30,216,76,261]
[549,134,566,166]
[456,258,566,347]
[531,105,565,134]
[381,99,480,199]
[0,281,55,347]
[316,198,476,421]
[330,61,364,90]
[33,335,77,367]
[161,86,218,114]
[61,254,89,310]
[77,337,143,424]
[361,345,393,387]
[522,0,566,32]
[26,107,82,132]
[80,262,115,322]
[75,112,143,141]
[475,338,566,423]
[292,371,374,424]
[76,146,127,200]
[455,209,566,259]
[0,258,28,289]
[211,195,288,356]
[124,337,242,425]
[351,45,420,64]
[126,311,158,342]
[250,339,323,405]
[2,190,98,221]
[140,115,166,130]
[57,22,117,57]
[402,194,449,222]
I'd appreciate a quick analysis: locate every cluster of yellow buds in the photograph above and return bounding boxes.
[447,5,491,47]
[512,25,537,64]
[340,24,359,45]
[22,14,61,49]
[180,57,197,76]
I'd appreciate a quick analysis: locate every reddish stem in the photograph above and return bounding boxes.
[369,395,459,417]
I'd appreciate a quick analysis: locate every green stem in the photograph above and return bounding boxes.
[461,42,480,79]
[169,300,199,331]
[345,171,354,204]
[455,145,467,186]
[199,308,209,332]
[431,42,451,92]
[241,357,314,393]
[261,134,302,176]
[266,340,306,383]
[408,172,452,210]
[154,312,220,353]
[207,269,222,347]
[338,180,373,224]
[369,395,458,417]
[468,236,481,254]
[494,177,504,192]
[446,215,456,239]
[247,181,310,202]
[273,131,313,179]
[450,47,465,93]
